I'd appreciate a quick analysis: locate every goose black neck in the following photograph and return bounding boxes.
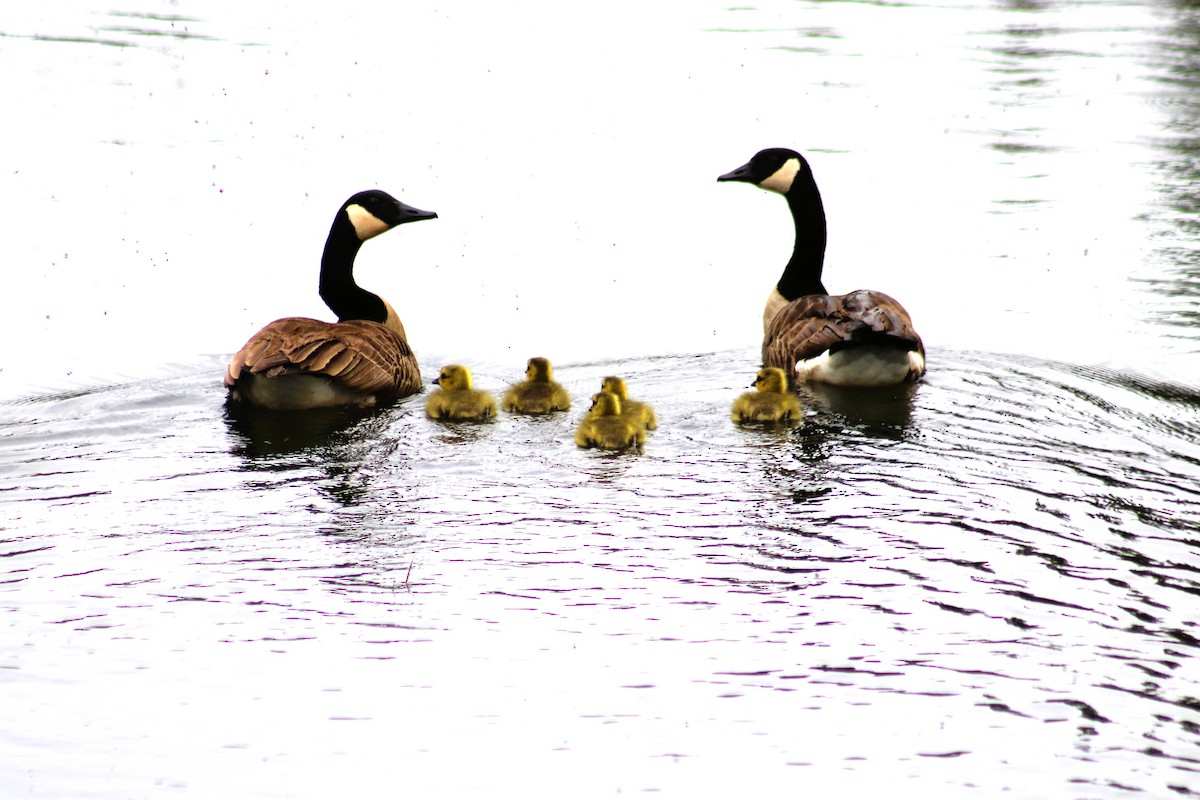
[777,170,828,300]
[318,214,388,323]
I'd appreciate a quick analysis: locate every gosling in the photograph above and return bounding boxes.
[425,364,497,421]
[575,391,645,451]
[731,367,803,424]
[502,357,571,414]
[598,376,657,430]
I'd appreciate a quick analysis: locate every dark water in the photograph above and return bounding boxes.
[3,1,1200,798]
[3,347,1198,797]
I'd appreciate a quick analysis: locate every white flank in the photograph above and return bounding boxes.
[797,346,921,387]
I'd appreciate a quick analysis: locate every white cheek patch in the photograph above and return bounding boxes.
[759,157,801,195]
[346,203,392,240]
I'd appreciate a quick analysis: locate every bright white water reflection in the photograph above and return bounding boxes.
[4,349,1199,798]
[2,1,1199,798]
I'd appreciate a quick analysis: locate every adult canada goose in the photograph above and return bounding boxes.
[425,364,497,421]
[575,391,645,451]
[597,376,657,430]
[731,367,803,425]
[718,148,925,386]
[502,357,571,414]
[225,189,437,410]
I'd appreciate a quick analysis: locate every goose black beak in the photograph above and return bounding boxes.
[398,202,438,223]
[717,162,755,183]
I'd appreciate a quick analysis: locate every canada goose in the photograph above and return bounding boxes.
[225,189,436,410]
[575,391,645,450]
[731,367,803,424]
[502,357,571,414]
[425,364,497,420]
[598,376,657,430]
[718,148,925,387]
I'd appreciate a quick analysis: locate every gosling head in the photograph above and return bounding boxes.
[526,357,554,383]
[434,364,473,392]
[342,189,438,242]
[717,148,806,196]
[599,376,628,400]
[589,391,622,417]
[754,367,790,394]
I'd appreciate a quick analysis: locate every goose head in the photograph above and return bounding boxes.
[717,148,805,196]
[319,190,437,336]
[343,189,437,241]
[434,364,473,392]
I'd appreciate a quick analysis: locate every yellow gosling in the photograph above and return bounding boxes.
[425,364,497,421]
[502,357,571,414]
[575,391,645,451]
[732,367,803,424]
[599,376,657,430]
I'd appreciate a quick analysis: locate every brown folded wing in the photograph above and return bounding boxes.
[763,290,924,378]
[225,317,421,398]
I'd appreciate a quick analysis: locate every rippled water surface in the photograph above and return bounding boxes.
[3,1,1200,798]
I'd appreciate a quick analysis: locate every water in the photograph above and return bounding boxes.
[2,1,1200,798]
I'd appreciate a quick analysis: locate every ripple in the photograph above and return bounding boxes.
[2,347,1199,799]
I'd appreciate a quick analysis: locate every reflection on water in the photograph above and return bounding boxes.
[801,380,918,435]
[979,0,1200,342]
[5,348,1198,797]
[986,19,1067,157]
[426,417,499,446]
[224,400,382,460]
[1143,2,1200,332]
[0,6,247,48]
[104,12,214,43]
